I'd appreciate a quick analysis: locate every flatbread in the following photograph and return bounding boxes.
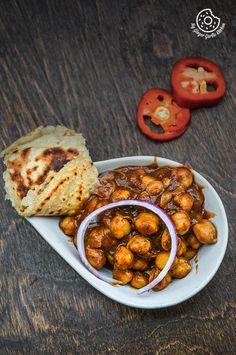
[1,125,98,216]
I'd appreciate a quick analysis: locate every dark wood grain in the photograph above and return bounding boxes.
[0,0,235,354]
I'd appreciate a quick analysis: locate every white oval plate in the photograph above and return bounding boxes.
[28,156,228,309]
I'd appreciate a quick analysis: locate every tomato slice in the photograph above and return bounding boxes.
[171,57,226,109]
[137,88,191,141]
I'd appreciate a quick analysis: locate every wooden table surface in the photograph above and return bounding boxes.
[0,0,235,354]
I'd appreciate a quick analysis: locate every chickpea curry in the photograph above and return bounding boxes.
[60,163,217,291]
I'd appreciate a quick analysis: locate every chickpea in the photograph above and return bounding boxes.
[186,234,202,249]
[134,212,160,235]
[163,177,171,189]
[146,180,163,195]
[170,257,192,278]
[111,188,131,202]
[155,274,172,291]
[127,235,151,255]
[131,272,149,289]
[138,191,151,201]
[177,237,187,256]
[107,254,114,265]
[86,227,104,248]
[183,248,197,260]
[114,246,134,270]
[112,268,133,285]
[102,234,117,248]
[190,188,205,210]
[159,191,172,208]
[86,247,106,269]
[172,186,186,195]
[133,259,149,271]
[141,175,155,186]
[155,251,178,270]
[59,216,77,236]
[173,192,194,211]
[193,219,217,244]
[142,175,163,195]
[109,215,131,239]
[86,224,116,249]
[161,229,171,251]
[171,211,191,235]
[148,267,159,280]
[149,267,172,291]
[171,167,193,189]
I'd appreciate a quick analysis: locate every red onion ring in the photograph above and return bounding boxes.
[76,199,178,294]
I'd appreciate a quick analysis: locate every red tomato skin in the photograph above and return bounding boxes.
[137,88,191,141]
[171,57,226,109]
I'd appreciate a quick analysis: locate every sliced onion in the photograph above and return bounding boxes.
[76,199,178,294]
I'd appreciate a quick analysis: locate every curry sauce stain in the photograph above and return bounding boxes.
[204,210,216,219]
[194,252,199,273]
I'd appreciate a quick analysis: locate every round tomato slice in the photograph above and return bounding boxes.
[137,88,191,141]
[171,57,226,109]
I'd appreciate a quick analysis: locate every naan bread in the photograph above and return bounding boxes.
[0,126,98,216]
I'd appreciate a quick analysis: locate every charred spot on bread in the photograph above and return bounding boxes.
[41,147,79,173]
